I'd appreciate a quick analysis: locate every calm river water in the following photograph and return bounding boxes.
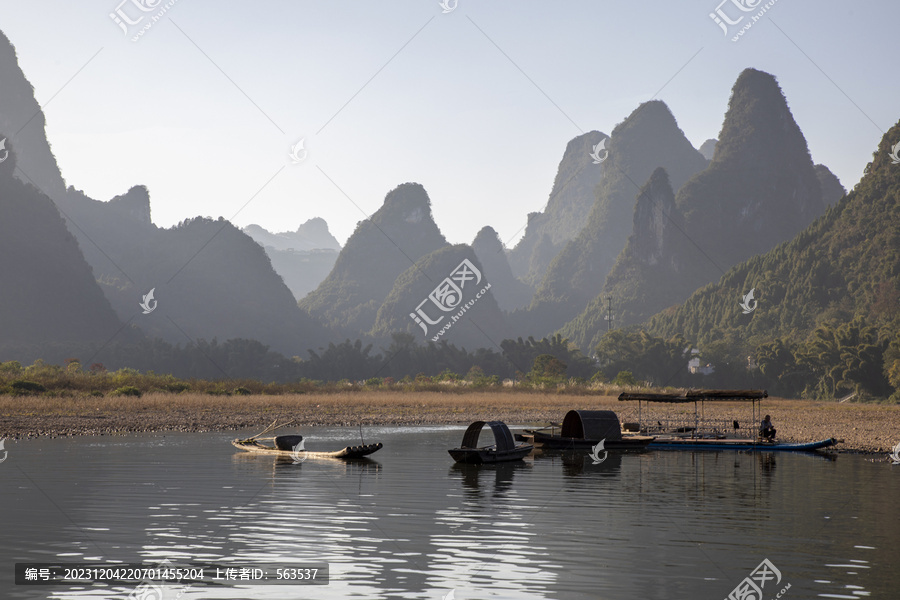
[0,426,897,599]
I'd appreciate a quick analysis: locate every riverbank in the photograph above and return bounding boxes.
[1,392,898,455]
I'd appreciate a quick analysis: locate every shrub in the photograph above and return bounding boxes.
[9,380,47,394]
[0,361,23,375]
[233,387,252,395]
[613,370,638,387]
[365,377,383,387]
[470,374,499,388]
[112,386,142,397]
[465,365,486,381]
[436,369,460,382]
[165,382,191,393]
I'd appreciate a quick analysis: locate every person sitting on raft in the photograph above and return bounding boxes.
[759,415,776,441]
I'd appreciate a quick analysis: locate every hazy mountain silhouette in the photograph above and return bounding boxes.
[0,31,66,201]
[563,69,829,351]
[0,29,331,357]
[507,131,607,285]
[560,168,705,350]
[472,226,532,311]
[300,182,448,337]
[699,139,717,161]
[263,248,338,302]
[815,164,846,207]
[0,141,122,344]
[645,118,900,351]
[371,244,509,348]
[56,186,330,356]
[243,219,341,301]
[522,100,708,337]
[243,218,340,252]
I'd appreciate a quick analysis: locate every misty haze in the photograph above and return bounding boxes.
[1,2,899,599]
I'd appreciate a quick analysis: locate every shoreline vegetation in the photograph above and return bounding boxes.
[2,359,897,454]
[2,388,898,455]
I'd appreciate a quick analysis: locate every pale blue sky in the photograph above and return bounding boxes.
[2,0,896,246]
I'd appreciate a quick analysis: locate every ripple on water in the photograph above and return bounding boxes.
[1,428,897,600]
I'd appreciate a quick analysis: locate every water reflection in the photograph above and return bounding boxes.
[0,428,896,600]
[759,452,777,474]
[531,448,624,477]
[448,461,529,499]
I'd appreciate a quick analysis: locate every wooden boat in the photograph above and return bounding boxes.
[617,389,841,452]
[618,389,769,435]
[648,437,840,452]
[448,421,533,464]
[521,410,654,450]
[231,438,383,459]
[231,420,383,460]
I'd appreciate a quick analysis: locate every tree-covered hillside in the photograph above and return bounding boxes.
[643,120,900,399]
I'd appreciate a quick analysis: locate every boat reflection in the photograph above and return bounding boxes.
[532,447,624,477]
[448,461,530,499]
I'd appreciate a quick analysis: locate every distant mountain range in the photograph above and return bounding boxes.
[518,100,709,338]
[472,226,532,312]
[371,244,510,348]
[561,68,838,351]
[5,18,886,391]
[0,32,66,201]
[507,131,608,287]
[243,219,341,301]
[299,182,449,337]
[0,142,123,346]
[243,218,341,252]
[0,29,329,357]
[646,119,899,353]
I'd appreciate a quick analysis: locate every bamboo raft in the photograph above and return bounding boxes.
[231,439,383,458]
[232,419,383,460]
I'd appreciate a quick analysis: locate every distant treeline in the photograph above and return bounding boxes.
[2,324,897,401]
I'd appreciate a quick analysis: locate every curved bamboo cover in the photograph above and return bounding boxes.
[560,410,623,441]
[460,421,517,451]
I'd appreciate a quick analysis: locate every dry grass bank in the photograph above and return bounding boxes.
[1,392,898,454]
